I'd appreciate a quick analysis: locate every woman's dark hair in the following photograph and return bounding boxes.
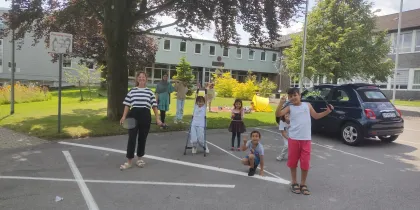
[233,99,243,109]
[196,96,206,104]
[250,130,261,138]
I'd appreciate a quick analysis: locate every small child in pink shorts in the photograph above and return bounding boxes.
[275,88,333,195]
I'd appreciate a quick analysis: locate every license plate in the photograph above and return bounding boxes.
[382,112,396,118]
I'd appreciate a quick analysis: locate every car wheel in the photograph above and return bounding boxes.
[341,122,363,146]
[378,135,399,143]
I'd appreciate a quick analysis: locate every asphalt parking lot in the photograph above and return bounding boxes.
[1,118,419,210]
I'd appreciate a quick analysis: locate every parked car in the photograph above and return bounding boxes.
[301,83,404,146]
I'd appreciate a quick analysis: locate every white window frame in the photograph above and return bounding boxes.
[236,48,242,59]
[248,50,254,60]
[392,31,414,54]
[179,41,187,53]
[223,47,229,57]
[260,51,266,61]
[415,30,420,52]
[163,39,171,51]
[412,68,420,89]
[194,43,202,54]
[209,45,216,56]
[272,52,277,62]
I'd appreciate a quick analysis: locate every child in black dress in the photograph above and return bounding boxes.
[229,99,246,151]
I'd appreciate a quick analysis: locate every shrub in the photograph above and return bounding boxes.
[214,72,238,97]
[258,77,277,97]
[233,74,258,100]
[0,82,52,105]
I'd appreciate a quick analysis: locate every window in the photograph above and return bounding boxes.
[358,90,387,101]
[179,41,186,52]
[195,43,202,54]
[416,30,420,52]
[413,70,420,89]
[332,89,349,102]
[260,51,266,61]
[163,39,171,50]
[63,56,72,68]
[0,39,3,73]
[209,46,216,56]
[236,48,242,59]
[393,32,412,53]
[223,48,229,57]
[249,50,254,60]
[302,87,332,101]
[272,53,277,62]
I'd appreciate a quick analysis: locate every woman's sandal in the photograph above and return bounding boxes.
[290,183,301,194]
[300,185,311,195]
[136,159,146,168]
[120,162,132,171]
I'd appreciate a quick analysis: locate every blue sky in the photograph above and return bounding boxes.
[1,0,419,44]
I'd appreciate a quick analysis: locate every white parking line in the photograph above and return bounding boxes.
[254,127,385,165]
[184,131,283,179]
[63,151,100,210]
[206,141,283,179]
[0,176,236,188]
[59,142,291,185]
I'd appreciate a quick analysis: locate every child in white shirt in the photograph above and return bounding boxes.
[190,96,210,154]
[277,113,290,161]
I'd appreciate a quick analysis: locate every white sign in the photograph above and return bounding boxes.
[49,32,73,54]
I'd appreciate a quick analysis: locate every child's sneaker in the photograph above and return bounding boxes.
[205,147,210,154]
[192,147,197,154]
[230,147,235,151]
[237,147,241,151]
[276,156,283,161]
[248,168,256,176]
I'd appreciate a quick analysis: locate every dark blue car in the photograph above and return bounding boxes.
[301,83,404,146]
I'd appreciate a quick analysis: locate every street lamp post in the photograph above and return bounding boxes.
[299,0,309,93]
[10,0,16,115]
[392,0,403,103]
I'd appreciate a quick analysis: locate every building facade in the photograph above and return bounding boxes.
[146,34,281,88]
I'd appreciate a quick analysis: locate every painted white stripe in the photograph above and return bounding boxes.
[59,142,290,185]
[254,127,385,165]
[0,176,235,188]
[206,141,283,179]
[63,151,99,210]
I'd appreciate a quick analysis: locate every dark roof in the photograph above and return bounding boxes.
[375,8,420,32]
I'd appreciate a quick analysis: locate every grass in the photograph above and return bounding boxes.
[0,88,277,140]
[392,100,420,107]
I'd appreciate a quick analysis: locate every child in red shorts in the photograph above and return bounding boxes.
[275,88,333,195]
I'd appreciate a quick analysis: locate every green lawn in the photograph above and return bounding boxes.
[0,88,277,140]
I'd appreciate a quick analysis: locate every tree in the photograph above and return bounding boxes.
[64,64,105,101]
[283,0,394,84]
[258,77,277,97]
[172,56,195,96]
[3,0,305,120]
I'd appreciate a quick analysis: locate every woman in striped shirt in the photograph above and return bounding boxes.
[119,71,162,170]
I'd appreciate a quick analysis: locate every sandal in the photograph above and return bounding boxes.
[290,183,301,194]
[300,185,311,195]
[120,162,132,170]
[136,159,146,168]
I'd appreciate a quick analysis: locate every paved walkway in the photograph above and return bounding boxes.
[0,127,47,150]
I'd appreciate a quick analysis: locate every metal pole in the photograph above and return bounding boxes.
[10,0,15,115]
[392,0,403,103]
[58,54,63,133]
[299,0,309,93]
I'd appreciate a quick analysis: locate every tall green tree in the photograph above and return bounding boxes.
[283,0,394,84]
[4,0,305,120]
[173,56,194,96]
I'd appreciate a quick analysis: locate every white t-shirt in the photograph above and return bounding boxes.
[288,102,312,140]
[278,120,289,145]
[191,105,206,127]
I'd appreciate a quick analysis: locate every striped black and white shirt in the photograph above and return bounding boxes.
[123,87,157,109]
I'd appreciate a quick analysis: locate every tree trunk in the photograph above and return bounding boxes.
[103,0,132,121]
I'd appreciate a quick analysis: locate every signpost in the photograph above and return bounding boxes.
[48,32,73,133]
